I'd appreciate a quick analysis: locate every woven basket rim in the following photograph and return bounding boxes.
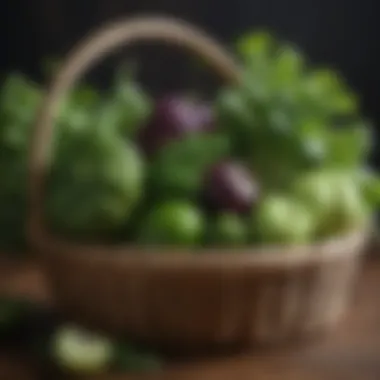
[36,229,368,272]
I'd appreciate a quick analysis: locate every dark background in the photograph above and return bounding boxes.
[1,0,379,165]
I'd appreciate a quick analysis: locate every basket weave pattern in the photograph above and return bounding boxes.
[29,16,368,347]
[40,231,365,345]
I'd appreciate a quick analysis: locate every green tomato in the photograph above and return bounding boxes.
[292,170,335,223]
[293,170,369,238]
[322,174,369,236]
[139,201,204,246]
[254,195,315,245]
[208,214,248,247]
[51,325,114,375]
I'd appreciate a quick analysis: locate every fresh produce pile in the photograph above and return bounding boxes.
[1,32,379,252]
[0,297,162,375]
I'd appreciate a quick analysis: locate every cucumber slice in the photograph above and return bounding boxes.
[51,325,114,374]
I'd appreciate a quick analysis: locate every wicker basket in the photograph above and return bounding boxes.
[28,15,369,347]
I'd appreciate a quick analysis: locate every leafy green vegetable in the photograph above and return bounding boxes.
[47,132,144,240]
[103,65,152,137]
[0,73,42,127]
[0,34,377,252]
[217,31,373,196]
[236,31,276,65]
[0,63,156,250]
[357,168,380,208]
[149,134,230,200]
[0,74,41,252]
[207,213,248,246]
[324,122,372,169]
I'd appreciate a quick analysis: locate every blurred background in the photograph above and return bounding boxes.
[1,0,379,166]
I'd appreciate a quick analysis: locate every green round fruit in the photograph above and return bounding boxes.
[254,195,315,245]
[51,325,113,375]
[139,201,204,246]
[325,178,369,236]
[293,170,369,237]
[208,214,248,247]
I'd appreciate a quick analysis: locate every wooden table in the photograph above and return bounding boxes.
[1,257,380,380]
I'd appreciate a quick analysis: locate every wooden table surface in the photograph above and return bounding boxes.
[0,257,380,380]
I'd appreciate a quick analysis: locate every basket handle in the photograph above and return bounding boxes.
[28,15,241,239]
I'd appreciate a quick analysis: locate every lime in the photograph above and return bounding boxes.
[254,195,315,245]
[139,201,204,246]
[208,214,248,247]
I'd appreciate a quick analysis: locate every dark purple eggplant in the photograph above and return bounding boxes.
[137,95,214,157]
[203,161,259,214]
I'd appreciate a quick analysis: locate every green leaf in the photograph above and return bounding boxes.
[302,69,358,116]
[357,169,380,207]
[236,31,275,62]
[216,88,257,156]
[58,85,100,132]
[149,134,230,199]
[112,65,152,137]
[0,73,41,125]
[272,45,304,86]
[325,123,372,168]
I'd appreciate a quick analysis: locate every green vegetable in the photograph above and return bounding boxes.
[0,66,152,247]
[149,134,230,200]
[51,325,114,375]
[217,31,371,194]
[0,74,41,251]
[110,65,152,137]
[324,122,372,169]
[0,73,41,128]
[253,195,315,245]
[358,168,380,207]
[292,170,370,237]
[47,135,144,239]
[138,201,204,246]
[330,180,370,235]
[0,40,377,252]
[207,214,248,246]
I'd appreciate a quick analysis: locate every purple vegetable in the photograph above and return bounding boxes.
[204,161,259,213]
[137,95,214,156]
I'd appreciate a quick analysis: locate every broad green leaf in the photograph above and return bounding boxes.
[303,69,358,116]
[325,123,371,168]
[57,85,100,134]
[236,31,275,62]
[112,65,152,137]
[149,134,230,199]
[357,169,380,207]
[0,73,41,125]
[272,45,304,87]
